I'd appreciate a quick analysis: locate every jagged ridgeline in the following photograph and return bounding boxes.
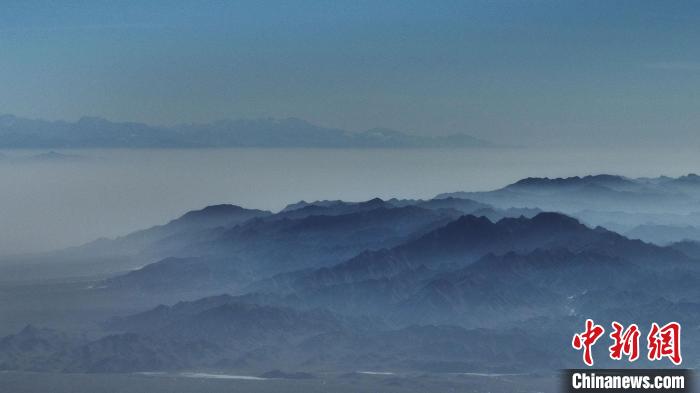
[2,174,700,375]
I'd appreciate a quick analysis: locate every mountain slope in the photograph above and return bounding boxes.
[103,205,460,292]
[72,204,271,258]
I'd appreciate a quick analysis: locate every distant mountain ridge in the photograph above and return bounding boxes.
[0,115,496,148]
[437,174,700,214]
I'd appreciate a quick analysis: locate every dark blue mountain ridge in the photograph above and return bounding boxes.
[102,204,463,292]
[97,201,543,294]
[72,204,271,258]
[277,197,393,218]
[62,189,694,297]
[510,174,637,189]
[30,194,531,283]
[287,212,690,296]
[382,212,674,265]
[436,174,700,214]
[443,173,700,196]
[67,196,531,266]
[102,208,690,298]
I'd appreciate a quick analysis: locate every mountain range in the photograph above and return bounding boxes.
[0,115,496,149]
[2,174,700,375]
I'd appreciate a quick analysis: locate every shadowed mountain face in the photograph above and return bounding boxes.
[394,250,637,324]
[1,296,569,373]
[290,212,685,291]
[3,175,700,376]
[670,239,700,258]
[0,326,85,372]
[266,236,696,327]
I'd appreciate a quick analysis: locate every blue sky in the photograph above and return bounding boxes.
[1,0,699,145]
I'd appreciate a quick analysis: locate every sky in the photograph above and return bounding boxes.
[1,0,699,146]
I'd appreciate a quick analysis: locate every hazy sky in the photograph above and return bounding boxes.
[1,0,699,145]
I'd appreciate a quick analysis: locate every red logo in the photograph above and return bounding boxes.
[609,322,640,362]
[572,319,605,366]
[647,322,682,365]
[572,320,682,366]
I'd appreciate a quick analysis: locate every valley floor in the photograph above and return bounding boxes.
[0,371,559,393]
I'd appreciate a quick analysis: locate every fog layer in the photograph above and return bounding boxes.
[1,147,699,255]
